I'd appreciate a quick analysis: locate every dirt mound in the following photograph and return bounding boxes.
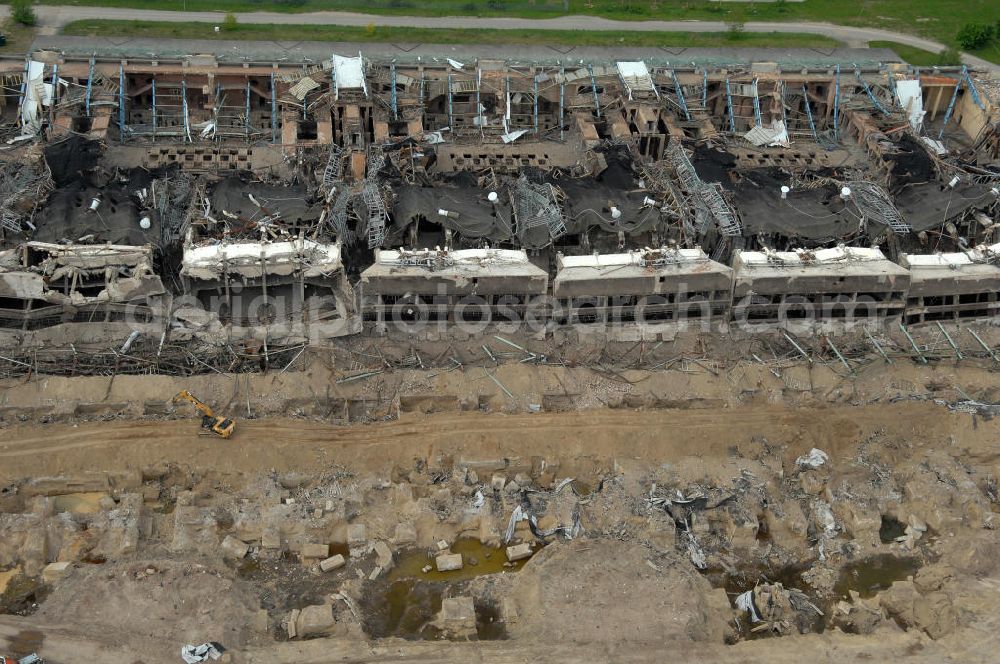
[501,539,728,645]
[36,559,259,647]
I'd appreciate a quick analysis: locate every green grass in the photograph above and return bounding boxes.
[61,19,841,49]
[24,0,1000,52]
[0,17,38,52]
[868,41,962,66]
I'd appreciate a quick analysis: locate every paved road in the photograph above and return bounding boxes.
[2,5,996,70]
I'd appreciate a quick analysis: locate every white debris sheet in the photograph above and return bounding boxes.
[19,60,49,137]
[501,129,530,144]
[895,79,925,130]
[181,643,223,664]
[616,61,655,100]
[743,120,789,148]
[333,53,367,96]
[795,447,829,469]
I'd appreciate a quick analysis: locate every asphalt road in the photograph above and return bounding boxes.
[0,5,996,70]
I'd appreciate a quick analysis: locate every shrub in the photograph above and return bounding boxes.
[936,47,963,66]
[11,0,37,27]
[726,9,746,41]
[956,23,993,50]
[222,13,238,32]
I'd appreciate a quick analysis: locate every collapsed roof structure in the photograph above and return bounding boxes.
[0,44,997,358]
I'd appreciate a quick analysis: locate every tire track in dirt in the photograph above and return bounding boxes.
[0,403,984,483]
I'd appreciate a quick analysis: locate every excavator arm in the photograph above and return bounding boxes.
[172,391,236,439]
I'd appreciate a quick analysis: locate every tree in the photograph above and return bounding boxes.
[222,13,238,32]
[956,23,993,50]
[11,0,37,27]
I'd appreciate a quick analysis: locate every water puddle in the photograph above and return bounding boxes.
[834,554,920,599]
[879,515,907,544]
[5,629,43,658]
[388,538,534,583]
[703,563,825,637]
[52,492,107,514]
[0,575,48,616]
[363,538,531,641]
[362,580,508,641]
[702,562,810,595]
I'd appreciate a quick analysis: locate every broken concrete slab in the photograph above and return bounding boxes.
[301,542,329,560]
[435,595,476,639]
[286,608,301,639]
[42,561,71,584]
[296,603,335,638]
[346,523,366,545]
[320,554,346,572]
[373,540,393,568]
[393,522,416,546]
[221,535,250,560]
[435,552,463,572]
[506,543,532,562]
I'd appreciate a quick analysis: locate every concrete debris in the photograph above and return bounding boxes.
[301,543,330,560]
[220,535,249,560]
[320,554,346,572]
[796,448,829,469]
[435,552,464,572]
[180,643,224,663]
[737,583,823,636]
[393,522,417,546]
[295,603,337,638]
[434,596,476,639]
[506,543,532,562]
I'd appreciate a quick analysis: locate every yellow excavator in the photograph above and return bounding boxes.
[172,391,236,439]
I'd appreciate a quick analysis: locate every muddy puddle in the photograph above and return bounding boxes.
[387,538,534,583]
[834,554,920,599]
[363,538,535,641]
[703,563,827,638]
[702,562,811,596]
[52,492,107,514]
[0,574,48,616]
[5,629,43,658]
[879,515,907,544]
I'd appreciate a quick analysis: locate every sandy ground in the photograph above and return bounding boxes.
[1,349,1000,663]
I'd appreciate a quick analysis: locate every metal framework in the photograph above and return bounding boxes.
[802,84,818,140]
[671,68,690,121]
[511,177,566,248]
[846,181,912,235]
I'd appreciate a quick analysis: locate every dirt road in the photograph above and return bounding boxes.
[0,401,986,483]
[3,5,995,71]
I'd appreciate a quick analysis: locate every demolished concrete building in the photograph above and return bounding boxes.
[0,44,998,362]
[900,246,1000,325]
[553,247,732,326]
[731,246,910,325]
[360,247,548,326]
[0,241,165,344]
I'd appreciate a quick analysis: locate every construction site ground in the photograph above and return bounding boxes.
[2,329,1000,662]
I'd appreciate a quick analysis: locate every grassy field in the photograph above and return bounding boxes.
[12,1,1000,63]
[0,18,37,52]
[61,19,841,48]
[868,41,963,67]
